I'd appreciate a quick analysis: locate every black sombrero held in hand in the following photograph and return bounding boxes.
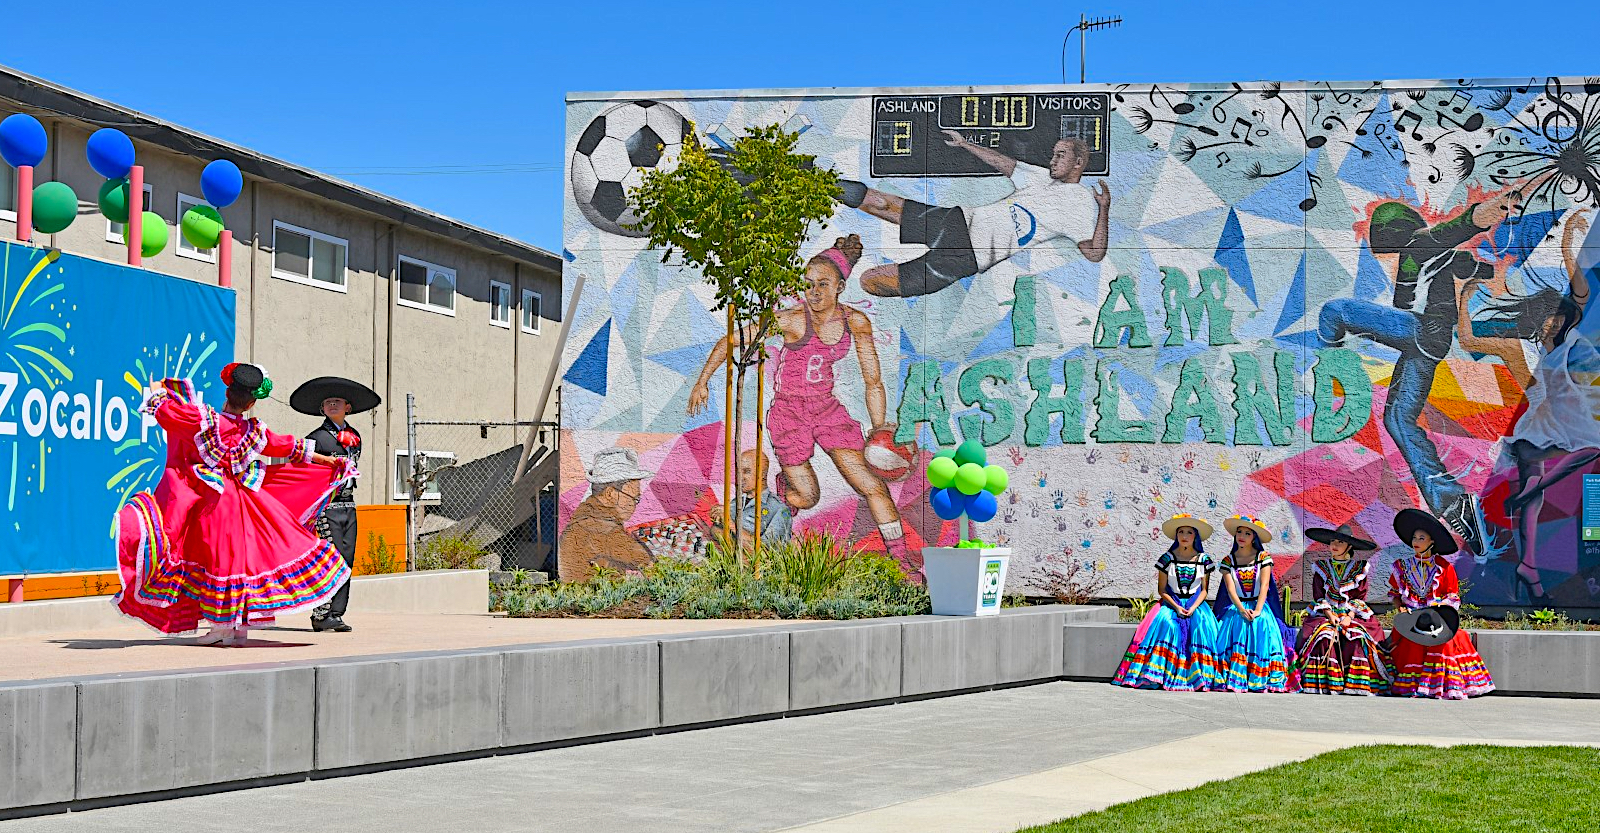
[1305,524,1378,553]
[1393,604,1461,647]
[290,377,382,416]
[1393,508,1458,555]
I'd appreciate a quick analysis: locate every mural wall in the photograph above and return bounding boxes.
[560,77,1600,608]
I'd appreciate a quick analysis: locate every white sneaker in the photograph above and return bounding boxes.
[223,628,250,647]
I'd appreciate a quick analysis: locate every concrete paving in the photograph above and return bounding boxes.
[7,682,1597,832]
[0,613,794,683]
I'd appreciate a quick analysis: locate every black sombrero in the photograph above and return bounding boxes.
[1393,508,1458,555]
[1393,605,1461,647]
[290,377,382,416]
[1305,524,1378,553]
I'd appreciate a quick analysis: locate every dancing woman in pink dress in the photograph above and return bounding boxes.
[113,363,355,646]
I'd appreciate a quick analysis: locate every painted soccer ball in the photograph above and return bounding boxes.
[570,100,692,237]
[864,426,917,482]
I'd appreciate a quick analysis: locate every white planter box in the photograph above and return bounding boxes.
[923,547,1011,617]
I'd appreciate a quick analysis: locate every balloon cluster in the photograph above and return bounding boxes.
[925,439,1009,526]
[0,114,243,257]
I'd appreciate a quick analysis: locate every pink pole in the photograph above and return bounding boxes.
[218,229,232,287]
[16,165,32,243]
[6,578,22,604]
[127,165,143,266]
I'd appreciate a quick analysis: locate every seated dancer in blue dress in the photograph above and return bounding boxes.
[1211,515,1296,692]
[1113,514,1222,691]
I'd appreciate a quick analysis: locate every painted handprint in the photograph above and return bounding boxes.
[1076,489,1090,507]
[1217,451,1233,472]
[1159,466,1173,484]
[1102,490,1116,510]
[1054,517,1070,533]
[1149,485,1164,504]
[1085,448,1100,465]
[1206,492,1218,509]
[1182,452,1197,471]
[1052,490,1066,510]
[1007,447,1026,466]
[1002,508,1018,524]
[1174,493,1189,510]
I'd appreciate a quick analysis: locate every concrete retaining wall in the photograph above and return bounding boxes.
[1061,621,1600,697]
[0,605,1103,813]
[0,570,490,640]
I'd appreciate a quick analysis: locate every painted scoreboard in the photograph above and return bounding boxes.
[870,92,1110,177]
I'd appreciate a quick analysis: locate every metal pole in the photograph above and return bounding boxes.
[513,270,585,480]
[406,392,418,571]
[1080,13,1086,84]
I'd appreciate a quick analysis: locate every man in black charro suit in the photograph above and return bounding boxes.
[292,377,381,633]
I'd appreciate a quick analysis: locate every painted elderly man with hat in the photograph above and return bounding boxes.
[292,377,382,633]
[558,447,654,583]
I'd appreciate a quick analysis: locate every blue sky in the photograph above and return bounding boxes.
[7,1,1597,253]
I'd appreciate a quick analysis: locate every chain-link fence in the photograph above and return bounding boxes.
[402,410,561,574]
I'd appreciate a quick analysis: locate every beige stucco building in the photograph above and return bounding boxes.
[0,64,564,513]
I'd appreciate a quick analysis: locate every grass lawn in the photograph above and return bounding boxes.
[1018,744,1600,833]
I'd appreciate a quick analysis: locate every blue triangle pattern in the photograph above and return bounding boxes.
[968,312,1017,361]
[1274,253,1308,335]
[1354,242,1390,300]
[1479,209,1565,270]
[1213,208,1257,305]
[1335,95,1417,203]
[565,320,611,396]
[1234,156,1314,226]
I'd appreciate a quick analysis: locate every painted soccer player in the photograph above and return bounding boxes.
[838,132,1110,297]
[689,235,915,572]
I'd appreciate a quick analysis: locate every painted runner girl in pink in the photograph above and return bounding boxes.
[690,236,913,574]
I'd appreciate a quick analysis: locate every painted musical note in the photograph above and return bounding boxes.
[1231,117,1257,146]
[1211,82,1243,123]
[1395,109,1424,141]
[1434,110,1485,133]
[1321,80,1354,106]
[1216,151,1231,168]
[1439,89,1473,114]
[1352,104,1379,136]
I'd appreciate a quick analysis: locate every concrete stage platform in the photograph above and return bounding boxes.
[0,612,796,684]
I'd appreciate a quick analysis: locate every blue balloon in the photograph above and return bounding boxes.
[86,128,135,179]
[929,487,964,521]
[0,114,47,168]
[967,490,998,523]
[201,159,243,208]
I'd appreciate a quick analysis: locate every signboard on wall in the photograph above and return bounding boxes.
[0,242,235,575]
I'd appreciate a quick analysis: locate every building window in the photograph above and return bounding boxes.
[175,193,216,262]
[521,288,542,335]
[490,280,511,328]
[106,183,155,244]
[398,255,456,315]
[0,163,14,218]
[272,221,348,291]
[393,449,456,500]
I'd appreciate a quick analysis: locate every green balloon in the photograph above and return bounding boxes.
[926,456,958,489]
[983,464,1009,495]
[97,178,130,223]
[31,181,78,234]
[181,205,224,250]
[140,211,168,257]
[935,447,956,459]
[954,462,986,496]
[954,439,986,467]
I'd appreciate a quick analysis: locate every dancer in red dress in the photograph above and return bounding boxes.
[1385,509,1495,699]
[113,363,355,646]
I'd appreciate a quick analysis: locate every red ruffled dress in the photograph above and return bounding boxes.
[112,378,354,634]
[1385,555,1495,699]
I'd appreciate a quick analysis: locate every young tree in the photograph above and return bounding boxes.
[628,124,840,549]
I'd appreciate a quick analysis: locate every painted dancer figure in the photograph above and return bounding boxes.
[1296,525,1390,696]
[688,236,914,572]
[112,364,353,646]
[1459,210,1597,602]
[1385,509,1495,700]
[1211,515,1295,693]
[1113,514,1222,691]
[839,133,1109,297]
[1318,183,1537,557]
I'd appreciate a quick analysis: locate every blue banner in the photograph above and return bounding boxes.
[0,242,236,575]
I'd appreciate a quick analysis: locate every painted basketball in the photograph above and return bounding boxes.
[864,427,916,481]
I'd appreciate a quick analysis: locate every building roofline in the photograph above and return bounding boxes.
[1,63,561,273]
[567,75,1590,102]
